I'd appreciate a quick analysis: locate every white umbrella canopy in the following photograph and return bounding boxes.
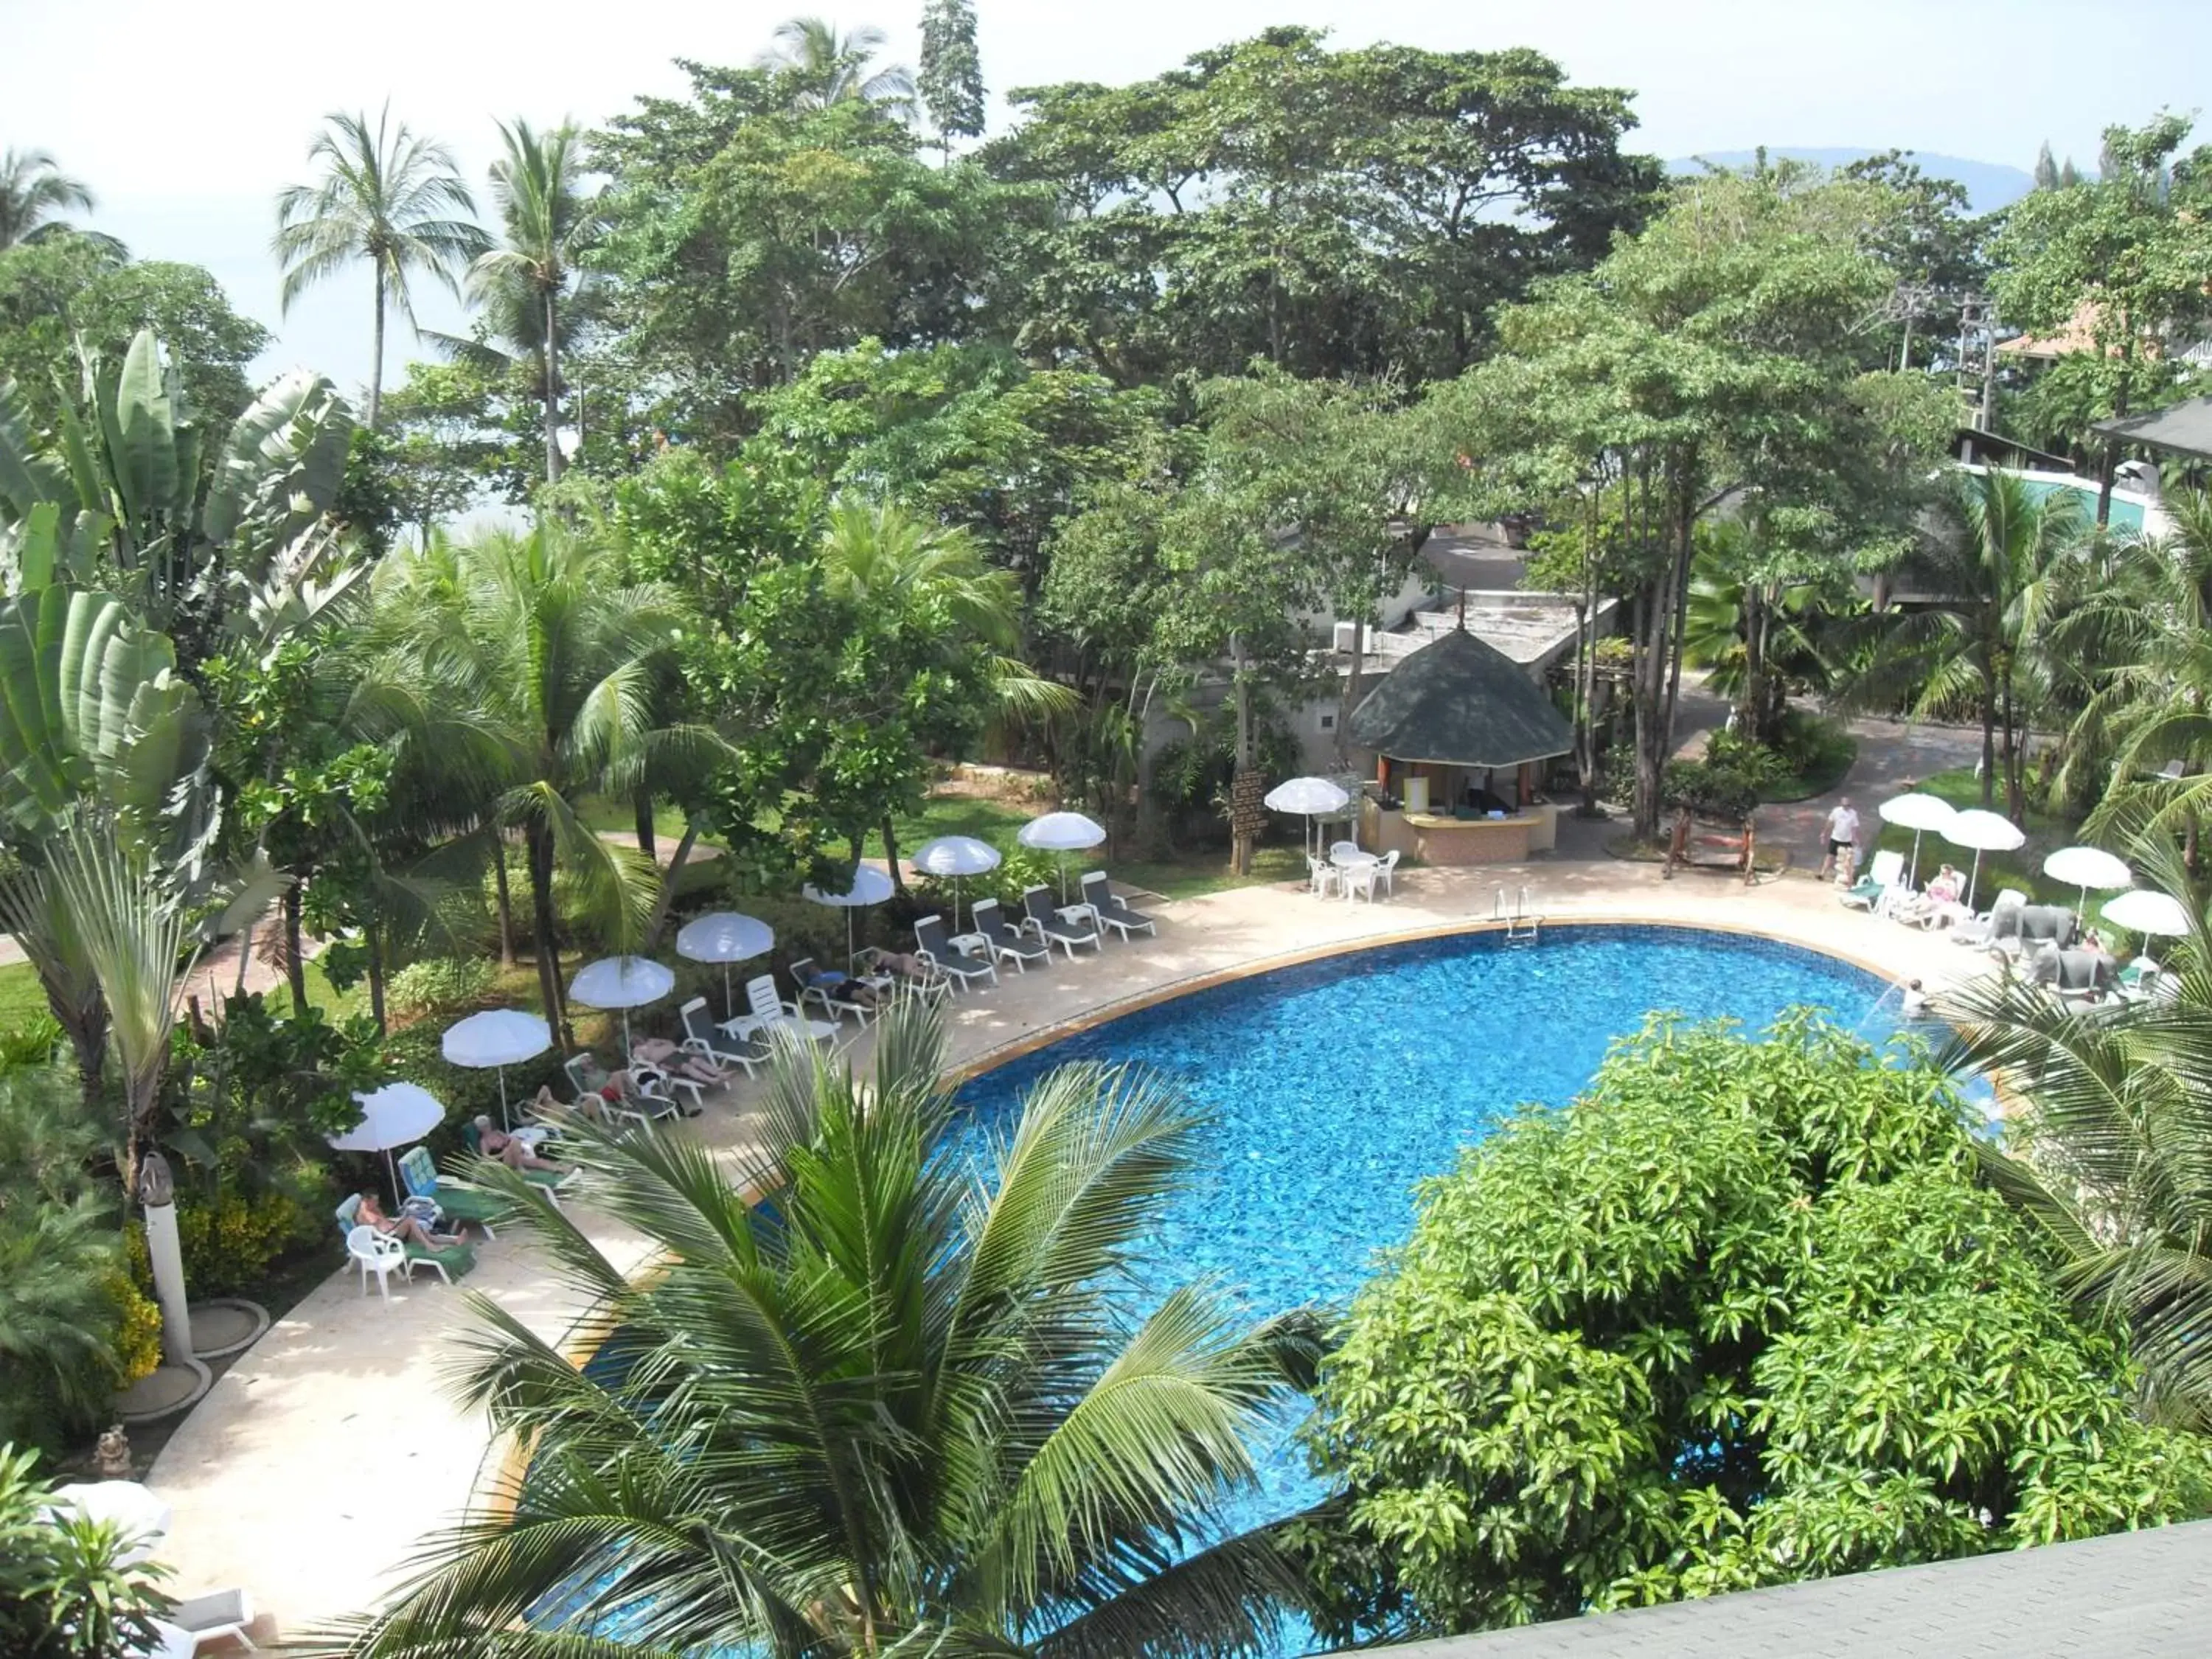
[1878,791,1958,887]
[2103,888,2194,939]
[328,1081,445,1204]
[1940,808,2026,912]
[441,1009,552,1128]
[675,912,776,1020]
[49,1481,171,1567]
[1018,811,1107,901]
[570,956,677,1055]
[2044,845,2134,922]
[1265,777,1352,863]
[804,866,897,966]
[911,835,1003,932]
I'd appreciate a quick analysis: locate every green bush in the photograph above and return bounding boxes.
[0,1015,63,1076]
[1660,758,1762,821]
[386,956,498,1023]
[1301,1015,2212,1645]
[0,1442,170,1658]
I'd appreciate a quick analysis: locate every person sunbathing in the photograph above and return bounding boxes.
[473,1115,568,1173]
[866,950,936,990]
[529,1059,647,1123]
[628,1036,734,1085]
[797,962,883,1010]
[357,1192,461,1251]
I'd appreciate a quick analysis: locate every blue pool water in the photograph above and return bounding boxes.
[949,924,1907,1534]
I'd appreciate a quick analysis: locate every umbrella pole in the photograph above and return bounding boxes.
[1907,830,1921,890]
[385,1149,403,1208]
[1967,850,1983,914]
[498,1066,510,1131]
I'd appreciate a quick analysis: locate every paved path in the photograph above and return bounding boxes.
[1378,1517,2212,1658]
[145,859,2001,1641]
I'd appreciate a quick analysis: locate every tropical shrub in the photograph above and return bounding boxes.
[0,1074,132,1453]
[1659,757,1762,821]
[160,1191,306,1298]
[0,1013,63,1074]
[1301,1015,2212,1646]
[105,1271,161,1387]
[384,956,497,1023]
[0,1442,170,1659]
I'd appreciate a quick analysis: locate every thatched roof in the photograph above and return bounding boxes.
[1347,625,1573,768]
[2091,397,2212,463]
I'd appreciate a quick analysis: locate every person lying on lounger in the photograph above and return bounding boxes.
[529,1060,647,1121]
[472,1116,569,1173]
[796,961,884,1009]
[627,1036,735,1085]
[358,1192,462,1251]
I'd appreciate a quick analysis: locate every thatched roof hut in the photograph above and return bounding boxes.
[1347,625,1573,769]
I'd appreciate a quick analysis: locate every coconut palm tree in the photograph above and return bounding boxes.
[460,120,599,487]
[1841,468,2090,819]
[302,996,1323,1658]
[273,105,487,428]
[367,524,726,1035]
[0,147,105,251]
[1942,830,2212,1429]
[757,15,917,112]
[2053,488,2212,825]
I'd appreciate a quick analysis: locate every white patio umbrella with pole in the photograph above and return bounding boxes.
[441,1009,552,1128]
[2102,888,2193,946]
[1017,810,1107,902]
[1940,808,2026,912]
[675,911,776,1021]
[1877,791,1957,888]
[804,864,896,967]
[1265,776,1351,863]
[570,955,677,1056]
[910,835,1001,933]
[2043,845,2133,925]
[328,1081,445,1206]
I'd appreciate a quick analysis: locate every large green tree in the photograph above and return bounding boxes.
[0,148,104,251]
[273,105,487,428]
[989,28,1660,386]
[1304,1012,2212,1646]
[302,997,1323,1658]
[1991,114,2212,523]
[917,0,986,157]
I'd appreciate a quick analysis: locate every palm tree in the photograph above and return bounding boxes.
[462,120,599,487]
[1680,522,1848,744]
[2053,487,2212,824]
[1841,469,2089,819]
[816,500,1071,883]
[1942,831,2212,1429]
[757,15,917,112]
[368,525,725,1035]
[304,997,1322,1658]
[273,105,487,429]
[0,147,102,250]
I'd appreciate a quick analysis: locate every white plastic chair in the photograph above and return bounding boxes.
[1368,849,1399,899]
[1307,855,1340,897]
[726,973,840,1043]
[172,1586,257,1650]
[347,1225,428,1301]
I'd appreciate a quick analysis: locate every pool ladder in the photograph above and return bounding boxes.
[1495,886,1543,945]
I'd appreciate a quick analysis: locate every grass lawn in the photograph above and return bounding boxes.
[575,793,696,846]
[1867,765,2083,909]
[0,960,51,1035]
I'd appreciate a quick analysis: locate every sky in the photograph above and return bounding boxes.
[6,0,2211,403]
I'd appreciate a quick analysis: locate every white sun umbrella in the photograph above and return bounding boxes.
[1265,776,1352,862]
[570,955,677,1057]
[1017,810,1107,902]
[910,835,1002,933]
[329,1080,445,1206]
[675,911,776,1020]
[441,1009,552,1128]
[804,864,897,967]
[1940,807,2027,912]
[2043,846,2134,924]
[48,1481,172,1567]
[1877,791,1958,888]
[2103,888,2193,942]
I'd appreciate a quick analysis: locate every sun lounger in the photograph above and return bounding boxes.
[914,914,998,991]
[789,956,875,1025]
[170,1587,257,1651]
[459,1120,574,1204]
[334,1194,473,1292]
[1080,871,1158,939]
[566,1052,682,1133]
[682,996,764,1074]
[1839,849,1902,911]
[723,974,839,1045]
[1950,889,2026,947]
[397,1146,507,1238]
[973,898,1051,970]
[858,946,954,1004]
[1021,885,1103,959]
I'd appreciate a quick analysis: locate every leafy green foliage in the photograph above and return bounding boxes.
[1303,1014,2212,1644]
[383,956,497,1023]
[300,998,1324,1658]
[0,1442,171,1659]
[917,0,985,155]
[0,1073,131,1454]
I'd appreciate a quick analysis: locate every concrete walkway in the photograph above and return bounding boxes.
[144,857,2000,1641]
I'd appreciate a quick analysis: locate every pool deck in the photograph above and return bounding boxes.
[145,858,1996,1638]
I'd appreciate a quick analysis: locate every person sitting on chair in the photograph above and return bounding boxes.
[472,1116,569,1173]
[358,1191,462,1252]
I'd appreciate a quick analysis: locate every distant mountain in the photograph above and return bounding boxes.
[1667,147,2034,213]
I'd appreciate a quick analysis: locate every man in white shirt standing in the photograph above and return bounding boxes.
[1820,796,1860,882]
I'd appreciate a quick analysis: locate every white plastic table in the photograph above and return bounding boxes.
[1329,845,1380,901]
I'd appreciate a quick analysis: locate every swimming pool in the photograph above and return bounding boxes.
[949,923,1909,1532]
